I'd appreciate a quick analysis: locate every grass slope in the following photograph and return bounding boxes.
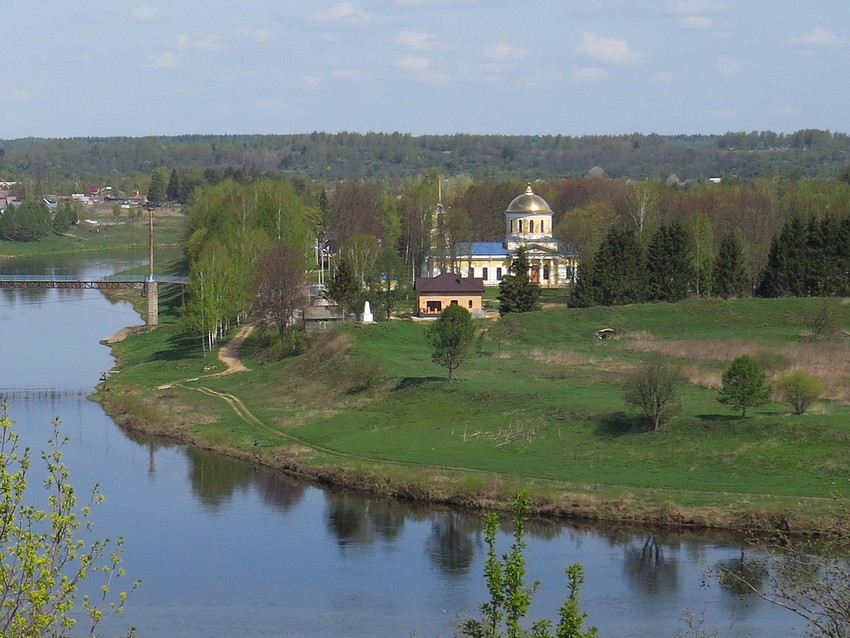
[99,296,850,532]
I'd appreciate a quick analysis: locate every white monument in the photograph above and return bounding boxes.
[362,300,374,323]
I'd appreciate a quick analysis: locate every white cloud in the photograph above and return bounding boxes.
[795,27,843,48]
[311,2,370,25]
[578,32,639,64]
[396,56,431,73]
[716,57,743,76]
[574,67,607,81]
[304,75,322,90]
[396,31,436,51]
[132,6,163,22]
[236,27,271,42]
[483,43,529,61]
[176,35,223,51]
[0,87,29,102]
[150,52,177,68]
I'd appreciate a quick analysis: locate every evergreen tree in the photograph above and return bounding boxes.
[497,246,540,315]
[579,227,647,306]
[52,201,79,233]
[714,231,750,298]
[757,217,807,296]
[327,257,363,320]
[646,221,693,302]
[568,259,597,308]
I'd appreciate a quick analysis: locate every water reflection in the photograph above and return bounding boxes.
[325,494,407,548]
[623,536,681,596]
[425,511,479,577]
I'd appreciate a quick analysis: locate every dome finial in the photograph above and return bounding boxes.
[525,183,533,195]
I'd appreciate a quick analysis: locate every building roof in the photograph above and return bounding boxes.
[416,272,485,293]
[505,185,552,214]
[455,241,510,257]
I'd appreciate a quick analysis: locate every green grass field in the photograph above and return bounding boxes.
[100,293,850,531]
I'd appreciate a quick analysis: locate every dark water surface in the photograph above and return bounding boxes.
[0,252,804,637]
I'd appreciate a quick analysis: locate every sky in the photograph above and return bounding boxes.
[0,1,847,139]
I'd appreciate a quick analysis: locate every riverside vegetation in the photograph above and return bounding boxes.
[96,278,850,535]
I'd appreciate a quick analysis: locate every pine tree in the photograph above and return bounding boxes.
[646,221,693,302]
[582,227,647,306]
[498,247,540,315]
[327,257,363,320]
[757,217,807,297]
[714,231,750,298]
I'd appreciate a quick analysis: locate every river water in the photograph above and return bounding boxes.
[0,252,805,637]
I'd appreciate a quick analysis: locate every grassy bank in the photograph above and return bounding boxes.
[0,206,184,259]
[96,291,850,534]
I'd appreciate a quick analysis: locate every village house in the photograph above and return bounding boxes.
[415,272,485,317]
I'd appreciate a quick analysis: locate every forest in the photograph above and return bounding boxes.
[1,128,850,186]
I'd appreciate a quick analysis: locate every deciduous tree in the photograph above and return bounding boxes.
[622,357,683,430]
[254,243,307,334]
[426,303,475,382]
[778,371,824,415]
[717,355,772,417]
[0,406,137,637]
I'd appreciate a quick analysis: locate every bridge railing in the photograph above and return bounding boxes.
[0,274,188,284]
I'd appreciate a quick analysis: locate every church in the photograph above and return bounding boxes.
[423,185,577,287]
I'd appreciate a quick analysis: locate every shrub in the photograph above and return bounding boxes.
[778,371,824,415]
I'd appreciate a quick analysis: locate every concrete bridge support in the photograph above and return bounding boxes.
[145,279,159,326]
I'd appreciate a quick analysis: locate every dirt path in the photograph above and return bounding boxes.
[212,323,255,376]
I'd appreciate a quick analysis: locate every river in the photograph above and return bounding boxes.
[0,251,805,637]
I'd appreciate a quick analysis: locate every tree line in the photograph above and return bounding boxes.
[3,129,850,186]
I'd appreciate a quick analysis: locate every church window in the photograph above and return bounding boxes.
[496,267,502,280]
[482,267,489,280]
[543,264,550,280]
[510,219,514,233]
[529,220,535,233]
[518,220,523,233]
[468,267,474,278]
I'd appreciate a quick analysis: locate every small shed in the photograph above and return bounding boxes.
[415,272,485,317]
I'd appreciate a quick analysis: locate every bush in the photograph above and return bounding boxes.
[778,371,824,415]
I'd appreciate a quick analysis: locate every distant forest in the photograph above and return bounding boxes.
[1,129,849,186]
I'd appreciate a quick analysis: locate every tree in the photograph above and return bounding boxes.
[622,357,683,430]
[572,227,647,307]
[0,200,52,242]
[498,247,540,315]
[778,371,824,415]
[646,221,693,302]
[687,212,715,298]
[53,201,79,233]
[459,494,597,638]
[254,243,307,334]
[426,303,475,382]
[717,355,772,417]
[327,257,364,321]
[0,406,137,636]
[147,166,170,206]
[714,231,750,299]
[368,247,409,321]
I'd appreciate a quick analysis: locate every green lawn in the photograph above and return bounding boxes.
[101,295,850,529]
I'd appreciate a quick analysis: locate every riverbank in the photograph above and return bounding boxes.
[95,294,850,536]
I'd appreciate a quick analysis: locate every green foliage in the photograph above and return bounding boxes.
[622,357,683,430]
[426,304,476,382]
[0,405,138,636]
[498,248,541,315]
[53,201,80,233]
[368,247,409,321]
[327,257,365,320]
[0,199,52,241]
[714,231,749,299]
[778,371,824,415]
[799,297,843,342]
[687,212,715,298]
[459,494,597,638]
[570,227,647,307]
[717,355,772,417]
[147,166,170,205]
[242,326,312,363]
[646,221,693,302]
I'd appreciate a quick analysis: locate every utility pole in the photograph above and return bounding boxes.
[144,202,158,326]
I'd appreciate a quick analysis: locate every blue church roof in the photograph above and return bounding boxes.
[457,241,510,257]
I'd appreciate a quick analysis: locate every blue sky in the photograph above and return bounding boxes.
[1,1,847,138]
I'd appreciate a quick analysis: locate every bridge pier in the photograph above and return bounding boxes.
[145,279,159,326]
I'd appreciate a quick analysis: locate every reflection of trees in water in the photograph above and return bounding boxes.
[325,494,407,548]
[623,536,680,596]
[186,447,254,508]
[717,550,767,596]
[253,471,306,512]
[425,510,480,578]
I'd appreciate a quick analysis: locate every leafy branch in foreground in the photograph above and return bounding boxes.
[0,404,139,637]
[459,493,597,638]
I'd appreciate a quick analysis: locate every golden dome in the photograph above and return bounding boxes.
[505,185,552,214]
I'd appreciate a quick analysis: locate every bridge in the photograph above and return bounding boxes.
[0,274,189,325]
